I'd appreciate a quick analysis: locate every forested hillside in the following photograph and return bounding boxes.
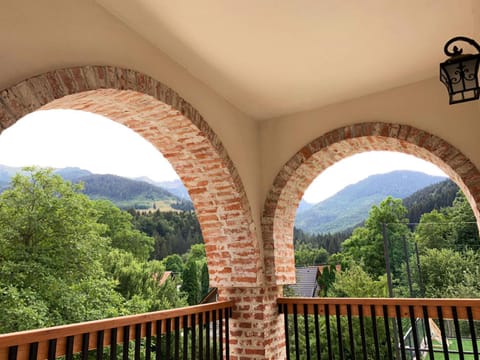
[294,177,460,254]
[295,170,446,234]
[0,165,193,211]
[403,178,458,223]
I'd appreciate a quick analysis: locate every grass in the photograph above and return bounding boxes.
[431,338,480,359]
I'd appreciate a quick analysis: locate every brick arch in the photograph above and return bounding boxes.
[263,122,480,285]
[0,66,262,287]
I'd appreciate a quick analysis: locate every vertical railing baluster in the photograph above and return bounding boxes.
[408,306,420,360]
[358,305,367,360]
[81,333,89,360]
[29,342,39,360]
[166,318,171,359]
[370,305,380,360]
[97,330,105,360]
[293,304,300,360]
[382,305,393,360]
[226,307,231,360]
[219,309,224,359]
[213,309,217,360]
[110,328,118,360]
[146,321,152,360]
[452,306,464,360]
[395,305,406,360]
[155,320,162,360]
[8,346,17,360]
[191,313,197,360]
[314,304,321,360]
[174,316,180,360]
[199,312,204,360]
[325,304,333,360]
[467,306,479,360]
[283,303,291,360]
[437,306,450,360]
[422,306,434,360]
[123,326,130,360]
[336,304,344,360]
[346,304,355,359]
[134,324,141,360]
[206,311,211,360]
[48,339,57,360]
[183,315,188,360]
[304,304,311,360]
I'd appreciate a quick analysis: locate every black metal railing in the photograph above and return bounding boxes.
[278,297,480,360]
[0,301,233,360]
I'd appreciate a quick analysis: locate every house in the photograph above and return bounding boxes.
[1,2,480,359]
[287,267,321,297]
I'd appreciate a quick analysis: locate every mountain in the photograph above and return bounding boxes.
[54,167,93,181]
[135,177,190,200]
[295,170,447,235]
[403,179,459,224]
[0,165,193,211]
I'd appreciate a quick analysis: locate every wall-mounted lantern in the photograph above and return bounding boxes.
[440,36,480,104]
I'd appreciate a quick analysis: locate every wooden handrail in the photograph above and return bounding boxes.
[0,301,234,359]
[278,297,480,320]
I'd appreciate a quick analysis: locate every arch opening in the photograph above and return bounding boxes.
[263,122,480,285]
[0,66,262,288]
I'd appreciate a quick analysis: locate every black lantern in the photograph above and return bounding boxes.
[440,36,480,104]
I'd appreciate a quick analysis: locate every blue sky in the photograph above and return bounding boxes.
[0,109,447,204]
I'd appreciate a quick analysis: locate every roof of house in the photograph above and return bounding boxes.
[288,266,321,297]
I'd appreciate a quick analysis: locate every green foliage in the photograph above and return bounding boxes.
[294,243,328,266]
[295,171,445,234]
[181,260,200,305]
[445,192,479,249]
[0,168,187,334]
[132,210,202,259]
[95,200,154,260]
[403,179,458,223]
[415,210,453,251]
[294,227,352,254]
[342,196,411,278]
[419,248,480,298]
[162,254,185,273]
[329,263,388,297]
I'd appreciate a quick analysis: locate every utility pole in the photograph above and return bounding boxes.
[402,235,414,297]
[383,223,401,360]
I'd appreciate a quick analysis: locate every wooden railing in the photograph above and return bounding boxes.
[0,301,233,360]
[278,297,480,360]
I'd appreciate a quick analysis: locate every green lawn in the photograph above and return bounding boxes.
[432,338,480,359]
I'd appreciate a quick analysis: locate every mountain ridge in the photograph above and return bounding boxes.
[295,170,447,234]
[0,164,192,210]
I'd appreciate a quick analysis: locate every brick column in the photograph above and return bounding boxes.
[219,286,286,360]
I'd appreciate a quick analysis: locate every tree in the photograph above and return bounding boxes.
[181,260,200,305]
[329,263,387,298]
[445,192,479,249]
[418,248,480,298]
[341,196,411,278]
[0,168,187,333]
[162,254,185,274]
[95,200,154,260]
[0,168,123,332]
[294,243,328,267]
[414,210,453,251]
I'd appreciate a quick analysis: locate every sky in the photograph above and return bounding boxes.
[0,109,447,203]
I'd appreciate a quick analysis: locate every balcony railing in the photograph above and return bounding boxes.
[278,297,480,360]
[0,301,233,360]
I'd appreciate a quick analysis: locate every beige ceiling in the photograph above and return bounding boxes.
[96,0,477,120]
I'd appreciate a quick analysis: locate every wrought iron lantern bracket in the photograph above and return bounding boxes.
[440,36,480,104]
